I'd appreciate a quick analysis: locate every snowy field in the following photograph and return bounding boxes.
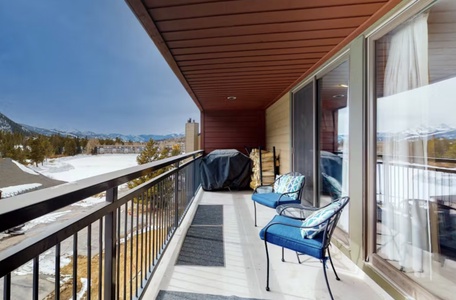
[30,154,139,182]
[1,154,140,233]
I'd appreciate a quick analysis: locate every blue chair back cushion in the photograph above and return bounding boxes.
[300,202,341,239]
[251,193,300,208]
[273,174,305,200]
[259,215,325,259]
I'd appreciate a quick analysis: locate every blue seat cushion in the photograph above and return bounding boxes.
[259,215,325,259]
[252,193,301,208]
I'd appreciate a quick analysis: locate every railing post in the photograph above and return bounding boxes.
[193,154,197,194]
[174,162,180,227]
[104,187,118,300]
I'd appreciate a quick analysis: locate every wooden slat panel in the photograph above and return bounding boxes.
[180,59,318,72]
[148,0,387,21]
[154,3,384,32]
[266,93,291,173]
[178,53,325,66]
[184,70,305,79]
[127,0,397,113]
[171,39,341,55]
[168,28,355,49]
[175,46,333,61]
[183,64,313,75]
[164,17,369,41]
[202,110,265,154]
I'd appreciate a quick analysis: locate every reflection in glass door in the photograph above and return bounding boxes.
[373,1,456,298]
[317,61,349,232]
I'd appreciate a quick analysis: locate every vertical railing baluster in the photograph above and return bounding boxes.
[152,191,157,265]
[116,207,121,298]
[98,218,103,300]
[33,257,39,300]
[130,200,133,300]
[141,191,145,287]
[145,190,149,278]
[148,188,153,272]
[135,192,139,297]
[87,225,91,300]
[73,233,78,300]
[161,181,164,251]
[175,164,179,230]
[55,243,60,300]
[104,187,118,300]
[3,273,11,300]
[124,203,128,300]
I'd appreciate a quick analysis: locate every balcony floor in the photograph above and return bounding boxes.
[144,190,392,300]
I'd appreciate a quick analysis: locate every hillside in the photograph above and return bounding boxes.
[0,112,31,136]
[0,112,183,142]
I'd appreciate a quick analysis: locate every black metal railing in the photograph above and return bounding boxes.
[0,150,203,300]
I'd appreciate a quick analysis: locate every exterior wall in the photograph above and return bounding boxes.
[201,110,265,154]
[265,93,291,174]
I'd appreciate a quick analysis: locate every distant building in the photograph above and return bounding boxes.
[185,119,199,153]
[96,145,145,154]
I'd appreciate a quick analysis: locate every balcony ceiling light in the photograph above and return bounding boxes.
[339,84,349,88]
[227,96,237,100]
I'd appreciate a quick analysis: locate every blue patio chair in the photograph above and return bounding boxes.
[251,172,305,226]
[259,196,350,300]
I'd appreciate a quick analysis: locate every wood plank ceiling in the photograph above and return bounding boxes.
[126,0,401,112]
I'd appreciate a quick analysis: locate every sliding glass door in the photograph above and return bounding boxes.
[371,0,456,297]
[292,81,316,205]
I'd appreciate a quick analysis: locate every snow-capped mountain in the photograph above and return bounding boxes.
[0,112,183,141]
[0,112,31,135]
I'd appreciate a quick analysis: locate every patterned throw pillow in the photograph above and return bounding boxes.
[273,174,305,200]
[300,202,340,239]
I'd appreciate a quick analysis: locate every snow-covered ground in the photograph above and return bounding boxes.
[0,183,42,198]
[30,154,138,182]
[2,154,139,235]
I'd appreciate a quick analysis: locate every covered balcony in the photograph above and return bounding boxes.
[0,152,389,299]
[3,0,454,299]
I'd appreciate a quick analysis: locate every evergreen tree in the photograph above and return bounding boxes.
[64,138,77,156]
[29,136,46,166]
[128,139,182,206]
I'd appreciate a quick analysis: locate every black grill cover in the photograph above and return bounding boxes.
[200,149,252,191]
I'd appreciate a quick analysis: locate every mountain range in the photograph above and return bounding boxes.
[0,112,183,142]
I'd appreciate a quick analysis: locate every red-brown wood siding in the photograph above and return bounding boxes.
[202,110,265,155]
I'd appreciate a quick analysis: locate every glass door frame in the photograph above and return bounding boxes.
[291,52,350,208]
[365,1,440,299]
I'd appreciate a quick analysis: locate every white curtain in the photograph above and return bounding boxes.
[380,12,430,273]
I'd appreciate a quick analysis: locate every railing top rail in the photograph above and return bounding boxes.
[0,150,203,233]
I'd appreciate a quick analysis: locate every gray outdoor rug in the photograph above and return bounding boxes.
[191,204,223,225]
[156,290,264,300]
[176,205,224,266]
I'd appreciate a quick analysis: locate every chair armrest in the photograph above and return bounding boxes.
[254,185,274,194]
[263,219,330,233]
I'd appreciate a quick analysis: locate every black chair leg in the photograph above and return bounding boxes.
[265,241,270,291]
[282,247,285,262]
[296,252,302,264]
[328,248,340,280]
[254,201,257,227]
[322,259,335,300]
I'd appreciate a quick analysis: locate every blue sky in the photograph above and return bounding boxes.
[0,0,200,135]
